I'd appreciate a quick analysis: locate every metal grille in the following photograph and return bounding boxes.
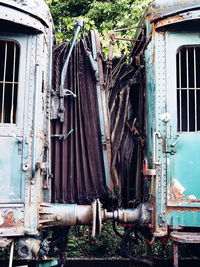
[177,46,200,132]
[0,40,20,124]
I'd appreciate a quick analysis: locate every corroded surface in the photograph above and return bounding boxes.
[149,0,200,21]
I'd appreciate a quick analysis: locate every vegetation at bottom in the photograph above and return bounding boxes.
[66,223,200,260]
[66,223,173,259]
[46,0,152,56]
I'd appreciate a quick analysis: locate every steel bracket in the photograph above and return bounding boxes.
[51,129,74,140]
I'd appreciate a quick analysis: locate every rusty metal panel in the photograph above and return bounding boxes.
[51,33,109,205]
[149,0,200,22]
[104,57,142,207]
[0,204,24,236]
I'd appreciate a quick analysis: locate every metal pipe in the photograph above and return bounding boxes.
[32,63,40,177]
[113,36,140,42]
[39,203,151,229]
[114,25,145,32]
[39,203,93,228]
[61,19,84,87]
[9,241,14,267]
[105,203,151,225]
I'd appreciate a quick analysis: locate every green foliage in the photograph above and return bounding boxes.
[46,0,153,55]
[65,223,174,259]
[66,223,122,257]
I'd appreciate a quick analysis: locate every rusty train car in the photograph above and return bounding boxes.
[1,0,200,266]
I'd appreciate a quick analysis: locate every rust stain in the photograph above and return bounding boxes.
[0,211,24,228]
[155,15,184,29]
[150,14,164,23]
[166,206,200,214]
[151,22,165,36]
[0,211,15,227]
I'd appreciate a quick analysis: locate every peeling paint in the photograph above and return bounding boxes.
[0,208,24,229]
[168,179,198,202]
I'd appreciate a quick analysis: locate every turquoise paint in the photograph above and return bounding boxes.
[145,36,156,167]
[145,29,200,232]
[170,134,200,198]
[145,32,168,232]
[168,211,200,229]
[39,260,58,267]
[0,34,28,204]
[164,31,200,229]
[166,32,200,203]
[0,138,23,201]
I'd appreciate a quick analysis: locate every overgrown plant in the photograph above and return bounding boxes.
[46,0,153,55]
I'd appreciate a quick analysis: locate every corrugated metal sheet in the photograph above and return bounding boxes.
[51,34,109,205]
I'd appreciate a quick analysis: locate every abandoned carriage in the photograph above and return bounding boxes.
[0,0,200,266]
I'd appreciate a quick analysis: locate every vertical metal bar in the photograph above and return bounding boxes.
[8,241,14,267]
[195,88,197,131]
[179,51,181,89]
[194,47,197,88]
[173,243,179,267]
[32,63,40,177]
[186,47,189,88]
[187,88,189,131]
[194,47,197,131]
[10,42,16,124]
[179,90,182,132]
[179,51,182,132]
[1,41,7,123]
[186,48,189,131]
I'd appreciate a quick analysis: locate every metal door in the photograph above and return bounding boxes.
[0,34,27,203]
[166,32,200,205]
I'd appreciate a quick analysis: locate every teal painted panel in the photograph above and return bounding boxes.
[168,210,200,229]
[166,32,200,207]
[170,134,200,199]
[0,137,23,202]
[39,260,58,267]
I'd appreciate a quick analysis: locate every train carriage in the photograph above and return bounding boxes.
[1,0,200,266]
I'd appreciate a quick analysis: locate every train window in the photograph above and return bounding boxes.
[0,40,20,124]
[177,46,200,132]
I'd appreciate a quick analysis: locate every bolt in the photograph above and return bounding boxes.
[56,215,62,221]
